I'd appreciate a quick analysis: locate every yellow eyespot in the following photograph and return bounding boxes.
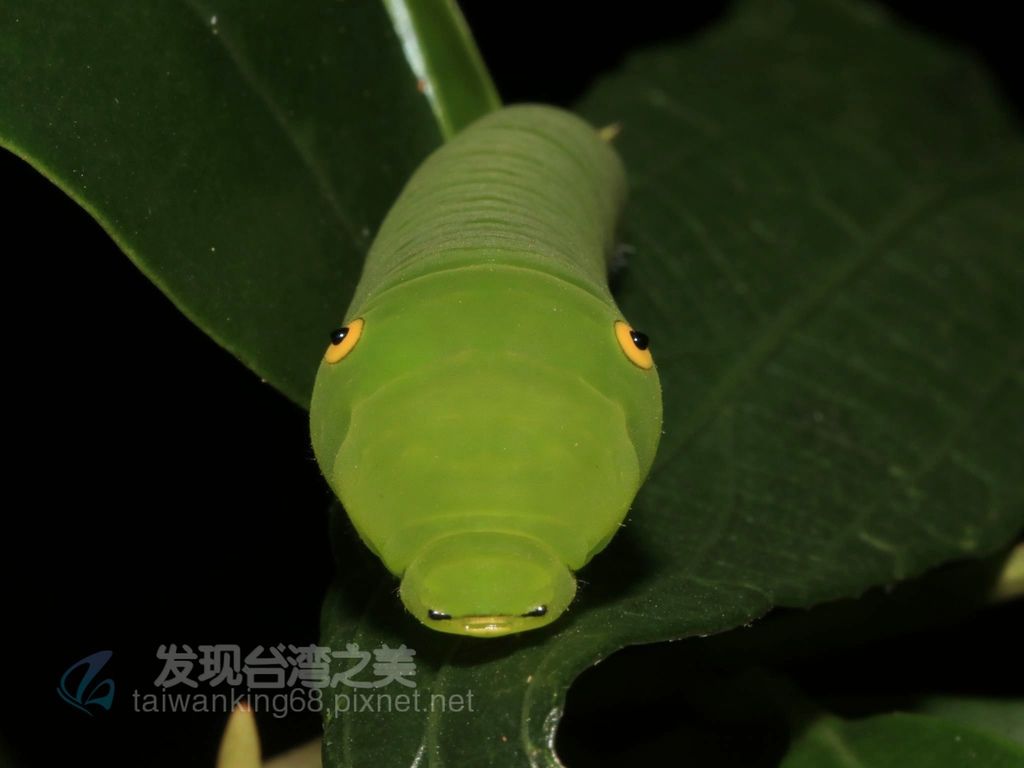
[324,317,364,364]
[614,320,654,370]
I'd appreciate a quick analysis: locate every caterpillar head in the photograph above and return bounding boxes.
[310,266,662,636]
[399,532,575,636]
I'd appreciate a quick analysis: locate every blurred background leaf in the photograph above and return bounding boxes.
[915,697,1024,748]
[780,712,1024,767]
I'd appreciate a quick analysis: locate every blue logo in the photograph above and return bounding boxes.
[57,650,115,715]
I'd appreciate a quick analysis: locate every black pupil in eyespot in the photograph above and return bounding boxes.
[330,327,349,345]
[427,609,452,621]
[522,606,548,618]
[629,330,650,351]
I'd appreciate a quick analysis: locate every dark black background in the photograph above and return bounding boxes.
[1,3,1019,766]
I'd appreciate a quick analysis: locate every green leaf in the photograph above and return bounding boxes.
[0,0,445,406]
[702,546,1015,666]
[781,713,1024,768]
[916,697,1024,748]
[383,0,501,138]
[321,1,1023,765]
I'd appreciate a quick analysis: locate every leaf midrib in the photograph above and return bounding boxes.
[179,0,365,249]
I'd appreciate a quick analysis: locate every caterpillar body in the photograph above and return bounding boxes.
[310,105,662,637]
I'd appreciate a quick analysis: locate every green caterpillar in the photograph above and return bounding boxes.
[310,105,662,637]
